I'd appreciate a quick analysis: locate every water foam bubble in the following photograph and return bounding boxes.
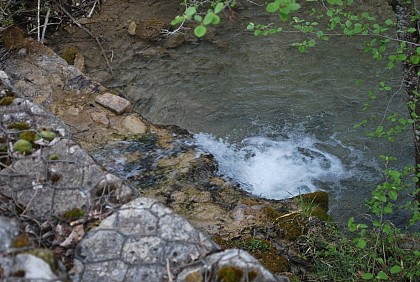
[194,132,346,199]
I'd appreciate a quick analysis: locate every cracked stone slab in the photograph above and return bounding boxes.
[0,97,136,220]
[73,197,219,281]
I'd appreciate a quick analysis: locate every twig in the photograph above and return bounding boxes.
[21,189,39,216]
[37,0,41,41]
[41,8,50,43]
[166,258,174,282]
[87,0,99,18]
[56,3,113,75]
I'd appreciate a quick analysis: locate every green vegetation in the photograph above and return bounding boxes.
[174,0,420,280]
[0,96,14,106]
[63,208,85,221]
[13,139,32,154]
[7,122,30,130]
[40,130,57,141]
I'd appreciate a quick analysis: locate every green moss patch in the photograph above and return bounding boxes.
[7,122,31,130]
[61,46,79,64]
[63,208,85,221]
[0,96,14,106]
[19,131,41,141]
[13,139,32,154]
[217,266,243,282]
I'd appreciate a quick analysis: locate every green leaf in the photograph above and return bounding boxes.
[194,15,202,22]
[407,27,417,33]
[357,239,367,249]
[214,2,224,14]
[288,3,301,11]
[385,19,393,25]
[171,15,185,26]
[390,265,402,274]
[348,217,357,232]
[211,14,220,24]
[185,6,197,18]
[388,190,398,200]
[203,12,215,25]
[410,55,420,64]
[362,272,374,280]
[194,25,207,37]
[247,23,255,30]
[308,39,316,47]
[266,2,279,13]
[376,271,388,280]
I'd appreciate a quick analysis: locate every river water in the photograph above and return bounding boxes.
[96,2,412,224]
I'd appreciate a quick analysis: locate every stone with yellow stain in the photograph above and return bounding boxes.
[128,21,137,36]
[123,115,147,134]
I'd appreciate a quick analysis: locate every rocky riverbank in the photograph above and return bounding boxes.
[0,9,330,282]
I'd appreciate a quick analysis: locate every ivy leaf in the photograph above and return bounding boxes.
[385,19,394,26]
[388,190,398,200]
[247,23,255,30]
[362,272,374,280]
[376,271,388,280]
[410,55,420,64]
[211,14,220,24]
[266,2,280,13]
[194,15,202,22]
[288,3,301,11]
[185,6,197,19]
[357,239,367,249]
[194,25,207,37]
[390,265,402,274]
[214,2,224,14]
[203,12,215,25]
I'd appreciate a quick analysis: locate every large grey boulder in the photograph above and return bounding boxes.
[73,197,219,281]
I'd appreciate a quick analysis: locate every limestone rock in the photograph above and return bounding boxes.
[12,254,58,280]
[177,249,289,282]
[73,197,219,281]
[90,111,110,126]
[164,33,185,48]
[123,115,147,134]
[128,21,137,36]
[95,92,132,114]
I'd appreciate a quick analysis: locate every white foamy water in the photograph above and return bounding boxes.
[194,132,347,199]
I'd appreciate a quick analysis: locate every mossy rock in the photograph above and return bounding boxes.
[185,271,203,282]
[12,234,31,248]
[19,131,41,141]
[2,25,27,50]
[253,249,289,274]
[217,266,244,282]
[13,139,32,154]
[40,131,57,141]
[63,208,85,221]
[275,212,307,241]
[0,96,14,106]
[48,154,59,160]
[25,249,59,273]
[301,191,329,211]
[61,46,79,64]
[7,122,31,130]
